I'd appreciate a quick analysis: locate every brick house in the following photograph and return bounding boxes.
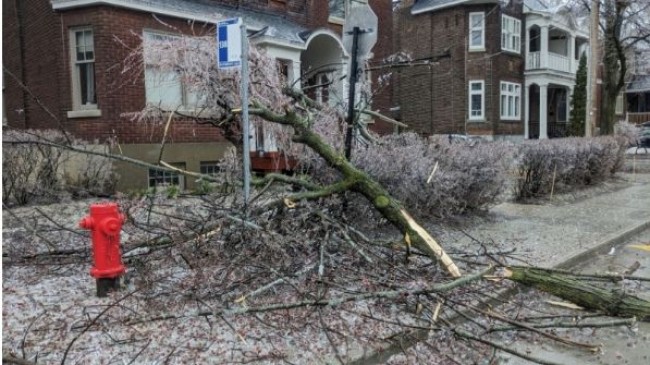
[392,0,588,141]
[3,0,392,191]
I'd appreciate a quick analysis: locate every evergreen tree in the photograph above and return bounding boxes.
[568,53,587,137]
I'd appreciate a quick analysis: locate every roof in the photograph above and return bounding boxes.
[50,0,308,47]
[627,74,650,93]
[411,0,498,15]
[523,0,548,11]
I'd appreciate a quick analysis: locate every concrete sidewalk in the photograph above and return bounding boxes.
[436,172,650,269]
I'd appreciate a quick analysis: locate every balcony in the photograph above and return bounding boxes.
[527,51,571,73]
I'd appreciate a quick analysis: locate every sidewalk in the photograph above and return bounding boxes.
[435,172,650,269]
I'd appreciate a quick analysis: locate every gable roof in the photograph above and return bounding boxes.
[627,74,650,93]
[50,0,308,47]
[411,0,499,15]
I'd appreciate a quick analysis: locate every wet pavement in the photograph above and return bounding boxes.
[502,228,650,365]
[435,172,650,270]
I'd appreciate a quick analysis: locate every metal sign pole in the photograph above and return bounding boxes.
[240,22,251,206]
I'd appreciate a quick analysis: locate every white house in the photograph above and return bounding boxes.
[523,0,590,139]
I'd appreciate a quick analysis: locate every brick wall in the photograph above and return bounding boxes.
[3,0,62,131]
[394,2,525,137]
[368,0,394,134]
[2,0,25,128]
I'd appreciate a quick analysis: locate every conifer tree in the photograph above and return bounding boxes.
[569,52,587,136]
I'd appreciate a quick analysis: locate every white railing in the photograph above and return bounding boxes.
[527,51,540,70]
[527,51,572,73]
[548,53,570,73]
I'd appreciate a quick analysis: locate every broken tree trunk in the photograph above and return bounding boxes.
[250,105,462,277]
[505,267,650,321]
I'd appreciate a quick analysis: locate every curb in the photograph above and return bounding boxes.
[555,218,650,270]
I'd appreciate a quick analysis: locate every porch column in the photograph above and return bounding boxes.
[568,34,575,73]
[524,84,530,139]
[525,27,531,70]
[291,61,302,89]
[567,85,574,122]
[539,83,549,139]
[540,25,549,69]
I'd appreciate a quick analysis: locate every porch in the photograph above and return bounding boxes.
[526,24,588,74]
[626,86,650,125]
[525,83,572,139]
[528,121,568,139]
[627,112,650,125]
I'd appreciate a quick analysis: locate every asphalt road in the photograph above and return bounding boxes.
[503,228,650,365]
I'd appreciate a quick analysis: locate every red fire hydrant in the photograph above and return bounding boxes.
[79,202,126,297]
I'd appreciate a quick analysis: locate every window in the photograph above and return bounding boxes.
[469,80,485,120]
[615,93,624,114]
[500,82,521,120]
[469,12,485,50]
[200,161,223,176]
[148,163,185,189]
[329,0,345,21]
[501,15,521,53]
[70,28,97,110]
[143,31,204,110]
[277,59,292,85]
[306,72,332,105]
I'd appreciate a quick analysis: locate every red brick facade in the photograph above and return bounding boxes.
[393,1,525,138]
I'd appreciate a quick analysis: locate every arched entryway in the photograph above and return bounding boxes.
[301,30,347,108]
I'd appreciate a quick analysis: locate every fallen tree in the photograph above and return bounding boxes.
[504,266,650,321]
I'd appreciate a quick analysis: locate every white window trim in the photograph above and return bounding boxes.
[328,0,348,25]
[468,80,485,121]
[501,15,521,54]
[67,109,102,118]
[69,26,100,114]
[148,164,186,190]
[500,81,521,120]
[469,12,485,51]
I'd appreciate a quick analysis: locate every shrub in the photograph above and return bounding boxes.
[2,129,118,206]
[513,136,625,200]
[351,133,514,218]
[614,120,639,147]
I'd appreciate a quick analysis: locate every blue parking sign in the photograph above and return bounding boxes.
[217,18,242,69]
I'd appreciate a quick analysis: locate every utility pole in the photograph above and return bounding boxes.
[344,27,361,161]
[587,0,600,137]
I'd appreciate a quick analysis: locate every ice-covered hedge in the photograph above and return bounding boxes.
[513,136,626,200]
[353,133,514,218]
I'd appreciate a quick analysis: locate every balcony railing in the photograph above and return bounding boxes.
[527,51,572,73]
[627,112,650,125]
[527,52,540,70]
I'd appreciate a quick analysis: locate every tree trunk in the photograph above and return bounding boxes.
[293,120,462,277]
[505,267,650,321]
